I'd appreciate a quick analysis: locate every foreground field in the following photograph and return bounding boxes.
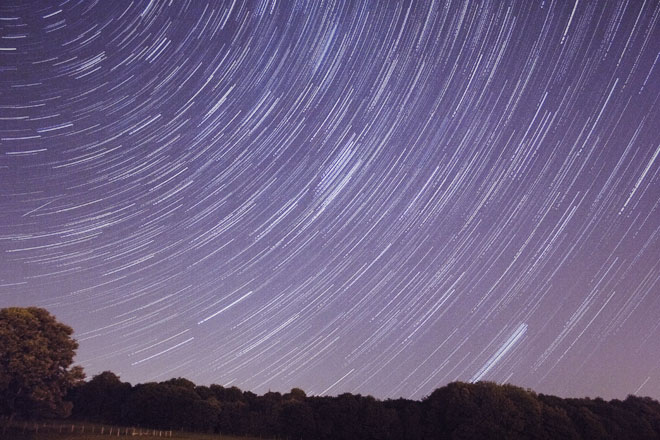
[4,435,264,440]
[4,433,266,440]
[2,423,265,440]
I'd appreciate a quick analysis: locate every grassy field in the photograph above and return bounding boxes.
[2,422,266,440]
[4,435,264,440]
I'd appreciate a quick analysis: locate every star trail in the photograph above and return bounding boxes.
[1,0,659,400]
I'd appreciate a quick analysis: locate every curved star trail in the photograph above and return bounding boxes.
[1,0,659,400]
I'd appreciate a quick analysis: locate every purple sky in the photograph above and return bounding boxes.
[1,0,659,400]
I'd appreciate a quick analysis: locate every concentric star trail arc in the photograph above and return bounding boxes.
[1,0,659,400]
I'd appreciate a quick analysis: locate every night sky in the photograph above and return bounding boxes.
[1,0,659,401]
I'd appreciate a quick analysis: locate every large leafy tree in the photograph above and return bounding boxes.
[0,307,84,419]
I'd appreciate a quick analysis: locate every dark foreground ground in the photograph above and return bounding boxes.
[2,422,264,440]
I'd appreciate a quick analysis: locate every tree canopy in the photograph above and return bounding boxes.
[66,377,660,440]
[0,307,84,419]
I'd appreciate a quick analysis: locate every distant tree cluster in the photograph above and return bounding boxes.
[66,375,660,440]
[3,307,660,439]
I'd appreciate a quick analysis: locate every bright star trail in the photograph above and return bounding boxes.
[1,1,659,400]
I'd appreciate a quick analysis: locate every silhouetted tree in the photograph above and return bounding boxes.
[194,385,214,400]
[285,387,307,402]
[621,395,660,436]
[210,384,244,402]
[70,371,131,423]
[162,377,196,390]
[279,400,316,439]
[217,401,249,435]
[121,381,218,431]
[385,398,422,440]
[423,382,558,439]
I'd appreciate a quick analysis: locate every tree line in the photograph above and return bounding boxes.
[3,307,660,439]
[66,374,660,440]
